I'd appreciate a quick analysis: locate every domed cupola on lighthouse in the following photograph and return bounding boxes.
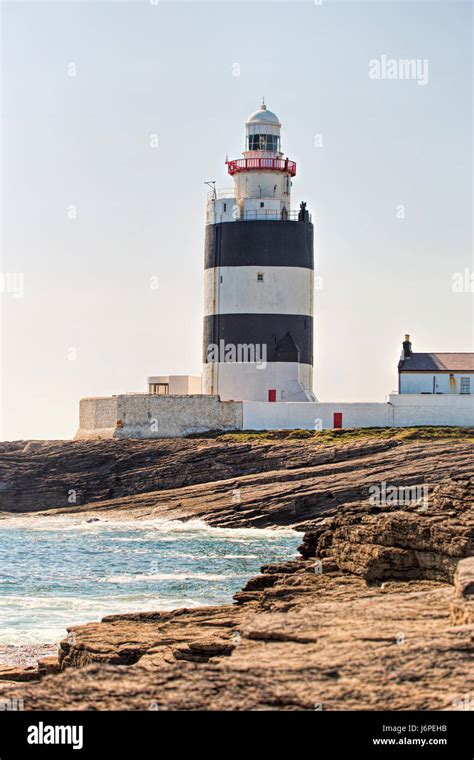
[203,102,315,403]
[245,102,282,153]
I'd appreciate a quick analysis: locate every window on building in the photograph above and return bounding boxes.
[260,202,265,208]
[149,383,169,395]
[223,203,227,212]
[247,134,280,152]
[460,377,471,394]
[257,272,264,282]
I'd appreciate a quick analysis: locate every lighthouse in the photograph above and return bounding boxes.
[203,102,315,402]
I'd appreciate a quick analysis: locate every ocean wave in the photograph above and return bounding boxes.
[0,595,207,645]
[0,514,298,539]
[102,572,248,583]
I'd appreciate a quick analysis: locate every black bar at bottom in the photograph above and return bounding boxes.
[0,710,471,758]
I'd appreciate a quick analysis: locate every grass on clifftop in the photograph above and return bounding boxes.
[188,426,474,445]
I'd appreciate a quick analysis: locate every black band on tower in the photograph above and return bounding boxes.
[205,221,314,270]
[203,314,313,365]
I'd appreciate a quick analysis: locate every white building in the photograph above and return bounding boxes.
[398,335,473,395]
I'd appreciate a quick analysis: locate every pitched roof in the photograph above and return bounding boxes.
[398,353,474,372]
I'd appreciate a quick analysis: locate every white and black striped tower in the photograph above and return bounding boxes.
[203,101,315,402]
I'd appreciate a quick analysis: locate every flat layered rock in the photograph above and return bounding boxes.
[0,665,39,683]
[58,605,247,670]
[299,475,473,583]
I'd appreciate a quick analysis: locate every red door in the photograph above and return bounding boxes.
[268,389,276,402]
[333,412,343,429]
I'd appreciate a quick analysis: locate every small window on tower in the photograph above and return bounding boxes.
[223,203,227,212]
[260,202,265,208]
[257,272,264,282]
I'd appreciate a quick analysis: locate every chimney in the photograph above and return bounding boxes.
[402,334,412,358]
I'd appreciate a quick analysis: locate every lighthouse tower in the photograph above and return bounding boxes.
[202,102,315,402]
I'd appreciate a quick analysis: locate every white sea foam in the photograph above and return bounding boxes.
[0,594,206,644]
[168,553,258,560]
[0,514,298,538]
[102,572,248,583]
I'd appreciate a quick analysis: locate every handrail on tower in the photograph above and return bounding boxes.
[226,157,297,177]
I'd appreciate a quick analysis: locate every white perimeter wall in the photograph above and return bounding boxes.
[76,393,474,439]
[242,394,474,430]
[389,393,474,426]
[242,401,391,430]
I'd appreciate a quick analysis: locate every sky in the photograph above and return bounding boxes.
[1,0,472,440]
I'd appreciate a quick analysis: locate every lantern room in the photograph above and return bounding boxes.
[244,101,282,155]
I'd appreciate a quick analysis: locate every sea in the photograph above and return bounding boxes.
[0,515,299,646]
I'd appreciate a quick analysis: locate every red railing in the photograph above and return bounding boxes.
[227,157,297,177]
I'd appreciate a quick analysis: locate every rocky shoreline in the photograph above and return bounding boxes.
[0,431,473,710]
